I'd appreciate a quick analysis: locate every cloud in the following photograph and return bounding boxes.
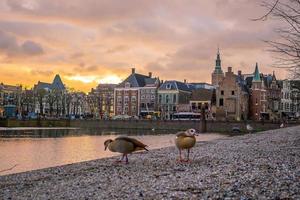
[0,0,289,92]
[0,30,44,58]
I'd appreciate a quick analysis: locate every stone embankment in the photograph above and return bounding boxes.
[0,126,299,199]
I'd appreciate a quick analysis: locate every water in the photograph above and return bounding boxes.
[0,128,226,176]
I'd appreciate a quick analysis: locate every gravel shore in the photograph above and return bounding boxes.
[0,126,299,199]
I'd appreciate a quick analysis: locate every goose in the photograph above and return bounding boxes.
[246,124,254,133]
[175,128,198,162]
[104,136,148,164]
[280,123,284,128]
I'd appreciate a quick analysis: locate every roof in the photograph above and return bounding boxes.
[191,88,214,101]
[52,74,65,90]
[34,74,65,91]
[117,73,158,88]
[159,80,192,92]
[253,63,261,82]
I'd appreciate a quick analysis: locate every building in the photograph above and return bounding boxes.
[211,48,224,87]
[216,67,249,121]
[88,84,116,118]
[114,68,159,117]
[246,64,281,121]
[190,88,216,119]
[279,79,300,119]
[0,83,22,117]
[189,82,215,90]
[158,80,192,119]
[33,74,67,117]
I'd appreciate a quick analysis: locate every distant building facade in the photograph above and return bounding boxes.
[114,68,159,116]
[189,88,216,119]
[158,81,192,119]
[0,83,22,117]
[279,79,300,119]
[216,67,249,121]
[246,64,281,121]
[89,84,116,118]
[33,74,67,117]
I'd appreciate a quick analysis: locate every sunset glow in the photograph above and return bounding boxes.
[0,0,287,92]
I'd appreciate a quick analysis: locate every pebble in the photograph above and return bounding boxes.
[0,126,299,199]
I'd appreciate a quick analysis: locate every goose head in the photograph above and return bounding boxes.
[104,139,113,150]
[186,128,198,136]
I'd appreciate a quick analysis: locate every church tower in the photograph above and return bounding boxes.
[211,48,224,87]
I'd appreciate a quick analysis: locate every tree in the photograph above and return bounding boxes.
[254,0,300,77]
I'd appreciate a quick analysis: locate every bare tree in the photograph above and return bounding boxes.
[254,0,300,77]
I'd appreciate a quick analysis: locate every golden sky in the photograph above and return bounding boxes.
[0,0,287,92]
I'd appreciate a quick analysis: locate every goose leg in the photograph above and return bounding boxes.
[115,154,124,163]
[185,149,191,162]
[177,149,185,162]
[125,154,129,164]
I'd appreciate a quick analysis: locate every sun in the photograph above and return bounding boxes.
[98,75,122,84]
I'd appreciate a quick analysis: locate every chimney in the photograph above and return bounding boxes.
[161,80,164,84]
[148,72,152,78]
[238,70,242,76]
[228,67,232,73]
[131,68,135,74]
[184,79,187,83]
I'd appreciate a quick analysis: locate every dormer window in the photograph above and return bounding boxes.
[166,84,171,89]
[125,82,130,88]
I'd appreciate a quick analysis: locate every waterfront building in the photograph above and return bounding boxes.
[88,84,116,118]
[279,79,300,119]
[215,67,249,121]
[189,88,216,119]
[114,68,160,117]
[246,64,281,121]
[0,83,22,117]
[157,80,192,119]
[33,74,67,117]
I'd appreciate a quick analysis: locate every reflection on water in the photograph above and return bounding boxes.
[0,129,226,176]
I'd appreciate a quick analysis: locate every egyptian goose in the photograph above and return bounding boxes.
[175,128,198,162]
[104,136,148,163]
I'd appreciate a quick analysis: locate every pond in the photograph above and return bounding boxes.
[0,128,226,175]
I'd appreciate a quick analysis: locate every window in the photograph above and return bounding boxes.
[125,82,130,88]
[219,98,224,106]
[221,90,224,95]
[231,91,235,95]
[166,95,169,103]
[131,96,136,102]
[159,95,162,103]
[166,84,171,89]
[173,94,176,103]
[151,95,155,100]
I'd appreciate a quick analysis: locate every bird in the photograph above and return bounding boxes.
[151,128,155,132]
[175,128,198,162]
[104,136,148,164]
[246,124,254,133]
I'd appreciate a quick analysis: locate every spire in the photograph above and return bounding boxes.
[214,47,222,74]
[253,62,261,82]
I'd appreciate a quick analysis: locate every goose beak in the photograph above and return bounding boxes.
[104,145,107,151]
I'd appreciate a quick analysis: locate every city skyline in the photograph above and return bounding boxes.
[0,0,288,92]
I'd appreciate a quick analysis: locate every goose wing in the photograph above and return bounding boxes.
[115,136,148,151]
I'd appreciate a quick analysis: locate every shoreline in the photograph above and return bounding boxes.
[0,126,299,199]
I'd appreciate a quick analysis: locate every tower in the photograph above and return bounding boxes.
[211,48,224,87]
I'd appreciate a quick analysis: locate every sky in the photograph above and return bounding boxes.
[0,0,287,92]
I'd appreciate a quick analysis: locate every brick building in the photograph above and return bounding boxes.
[89,84,116,118]
[216,67,249,121]
[246,64,281,121]
[114,68,159,117]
